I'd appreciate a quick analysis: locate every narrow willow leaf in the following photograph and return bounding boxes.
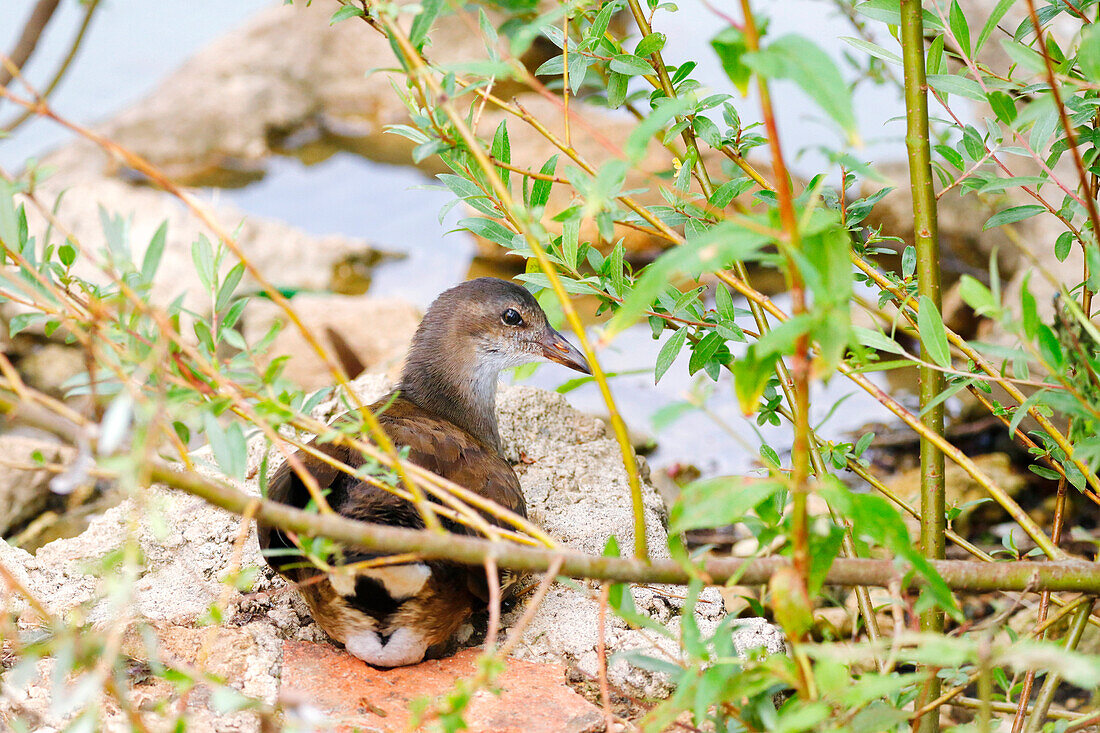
[987,91,1016,124]
[607,71,628,108]
[976,0,1013,53]
[958,275,996,316]
[983,204,1045,230]
[329,5,364,24]
[840,36,901,64]
[610,54,654,76]
[948,0,970,58]
[855,0,943,29]
[917,295,952,368]
[926,35,945,75]
[1055,231,1073,262]
[491,120,510,190]
[459,217,515,246]
[745,35,857,140]
[654,327,687,383]
[216,263,246,312]
[927,74,986,101]
[530,155,558,208]
[714,283,736,320]
[141,222,169,282]
[853,326,906,355]
[409,0,444,47]
[1001,38,1046,74]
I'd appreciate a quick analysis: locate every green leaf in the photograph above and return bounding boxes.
[714,283,737,320]
[926,35,945,75]
[711,26,751,94]
[216,263,246,313]
[141,222,168,282]
[409,0,444,47]
[191,235,215,292]
[530,155,558,209]
[983,204,1045,230]
[635,32,666,58]
[606,71,628,108]
[927,74,986,101]
[588,1,617,43]
[1001,38,1046,74]
[917,295,952,368]
[609,54,653,76]
[1055,231,1073,262]
[1037,324,1064,370]
[976,0,1013,53]
[0,180,20,250]
[948,0,971,58]
[854,326,906,355]
[458,217,516,247]
[654,327,688,383]
[58,243,76,267]
[1080,24,1100,83]
[1021,275,1039,340]
[840,36,901,64]
[855,0,942,30]
[329,5,365,24]
[687,331,725,375]
[744,35,857,141]
[491,120,511,190]
[604,222,766,339]
[820,480,962,621]
[958,275,997,316]
[669,478,783,533]
[987,91,1016,124]
[708,178,753,209]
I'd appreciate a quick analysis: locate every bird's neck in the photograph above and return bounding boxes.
[397,337,503,452]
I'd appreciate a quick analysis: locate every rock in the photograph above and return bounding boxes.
[13,343,85,398]
[884,452,1027,538]
[241,294,421,391]
[39,0,490,187]
[0,373,779,728]
[0,435,74,536]
[14,174,397,316]
[279,644,606,732]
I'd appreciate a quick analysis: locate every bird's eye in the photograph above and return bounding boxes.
[501,308,524,326]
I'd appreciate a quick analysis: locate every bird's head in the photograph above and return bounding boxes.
[415,277,591,376]
[398,278,590,448]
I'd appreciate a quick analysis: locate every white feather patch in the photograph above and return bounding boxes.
[361,563,432,600]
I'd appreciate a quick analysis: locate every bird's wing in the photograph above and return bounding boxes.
[367,396,527,527]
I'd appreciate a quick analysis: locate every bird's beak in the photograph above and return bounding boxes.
[541,329,591,374]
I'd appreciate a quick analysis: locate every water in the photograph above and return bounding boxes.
[2,0,906,475]
[1,0,272,169]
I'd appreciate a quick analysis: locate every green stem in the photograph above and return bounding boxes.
[738,0,812,607]
[900,0,945,729]
[1024,599,1095,732]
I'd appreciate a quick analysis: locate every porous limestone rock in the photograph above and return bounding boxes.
[0,373,781,729]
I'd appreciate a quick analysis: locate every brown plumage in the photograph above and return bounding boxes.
[257,278,590,667]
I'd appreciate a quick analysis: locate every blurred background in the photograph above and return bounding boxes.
[2,0,915,480]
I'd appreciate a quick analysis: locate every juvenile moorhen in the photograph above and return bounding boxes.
[257,278,590,667]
